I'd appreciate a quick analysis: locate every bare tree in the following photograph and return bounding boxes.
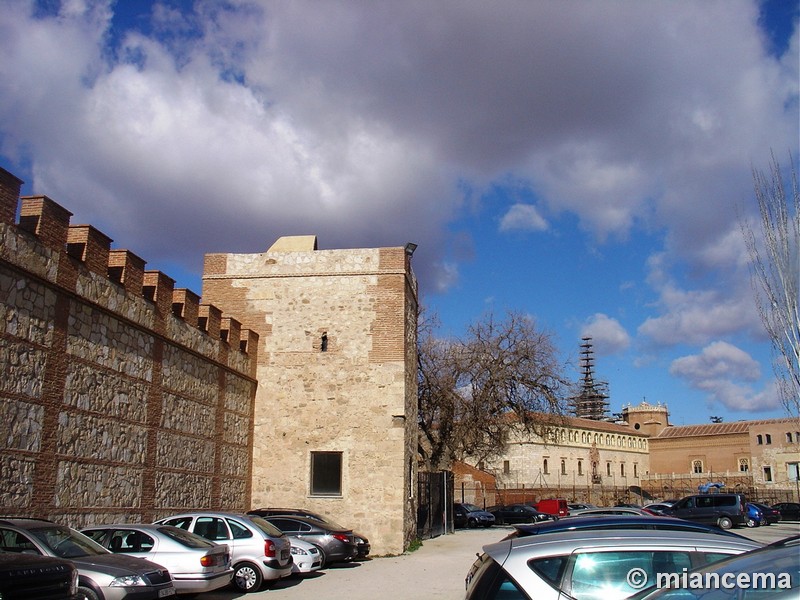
[418,310,567,471]
[742,151,800,416]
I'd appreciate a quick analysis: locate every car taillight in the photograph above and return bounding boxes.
[265,540,277,557]
[332,533,350,544]
[200,554,215,567]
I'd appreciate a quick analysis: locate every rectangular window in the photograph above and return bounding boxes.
[503,460,510,474]
[310,451,342,496]
[763,466,773,482]
[788,462,799,482]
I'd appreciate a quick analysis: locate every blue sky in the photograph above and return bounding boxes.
[0,0,798,426]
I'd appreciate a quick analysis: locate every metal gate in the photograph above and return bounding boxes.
[417,470,454,540]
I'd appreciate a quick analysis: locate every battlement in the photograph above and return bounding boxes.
[0,166,258,367]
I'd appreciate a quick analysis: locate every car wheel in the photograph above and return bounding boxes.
[717,516,733,530]
[233,561,264,593]
[467,518,477,529]
[745,516,757,528]
[76,585,101,600]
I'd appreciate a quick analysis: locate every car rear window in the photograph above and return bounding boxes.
[159,526,215,548]
[246,516,285,538]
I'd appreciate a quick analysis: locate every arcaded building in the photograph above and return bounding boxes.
[202,236,419,555]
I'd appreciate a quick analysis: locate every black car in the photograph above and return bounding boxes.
[0,550,77,600]
[248,508,370,558]
[506,515,750,540]
[487,504,555,525]
[453,503,495,528]
[750,502,781,525]
[772,502,800,521]
[260,515,358,567]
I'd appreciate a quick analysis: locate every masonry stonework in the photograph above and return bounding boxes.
[202,237,419,555]
[0,167,258,527]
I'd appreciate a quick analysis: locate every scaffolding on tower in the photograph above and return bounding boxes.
[569,337,610,420]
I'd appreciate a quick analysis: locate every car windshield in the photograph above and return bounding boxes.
[463,504,483,512]
[31,526,107,558]
[158,526,216,548]
[248,516,285,538]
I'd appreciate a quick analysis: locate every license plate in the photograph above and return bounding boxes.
[159,588,176,597]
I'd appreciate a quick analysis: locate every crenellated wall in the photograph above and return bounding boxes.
[0,166,258,527]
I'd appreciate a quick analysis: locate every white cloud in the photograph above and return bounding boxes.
[0,0,796,311]
[499,204,548,232]
[580,314,631,355]
[669,342,780,412]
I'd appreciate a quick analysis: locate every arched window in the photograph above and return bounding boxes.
[543,459,549,474]
[561,459,566,475]
[692,460,703,473]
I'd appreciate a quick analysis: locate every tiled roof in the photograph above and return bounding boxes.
[655,417,800,439]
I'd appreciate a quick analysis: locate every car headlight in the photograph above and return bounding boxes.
[291,546,309,556]
[110,575,148,587]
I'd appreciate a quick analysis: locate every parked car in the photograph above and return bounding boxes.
[247,507,371,558]
[260,515,357,567]
[745,503,765,528]
[663,493,747,529]
[507,515,750,540]
[567,503,599,515]
[0,517,175,600]
[81,523,233,595]
[772,501,800,521]
[750,502,781,525]
[533,498,569,517]
[642,503,674,516]
[287,537,323,575]
[627,535,799,600]
[452,503,496,529]
[153,512,292,593]
[487,504,555,525]
[568,507,652,517]
[0,549,78,600]
[463,528,761,600]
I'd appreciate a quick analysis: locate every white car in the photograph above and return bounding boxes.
[289,538,324,574]
[81,523,233,595]
[154,512,292,593]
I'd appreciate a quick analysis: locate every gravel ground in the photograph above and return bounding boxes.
[198,521,800,600]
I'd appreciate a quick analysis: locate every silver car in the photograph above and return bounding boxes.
[81,523,233,595]
[628,535,799,600]
[464,529,761,600]
[154,512,292,593]
[0,517,175,600]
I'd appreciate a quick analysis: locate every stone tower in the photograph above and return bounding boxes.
[622,400,670,437]
[201,236,419,555]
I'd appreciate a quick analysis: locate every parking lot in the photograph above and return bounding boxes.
[198,521,800,599]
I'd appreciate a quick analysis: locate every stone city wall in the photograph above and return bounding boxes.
[0,167,258,527]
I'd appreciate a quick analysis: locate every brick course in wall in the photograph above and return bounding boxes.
[0,167,258,527]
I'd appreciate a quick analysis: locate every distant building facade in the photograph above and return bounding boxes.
[201,236,419,555]
[646,418,800,493]
[465,414,650,505]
